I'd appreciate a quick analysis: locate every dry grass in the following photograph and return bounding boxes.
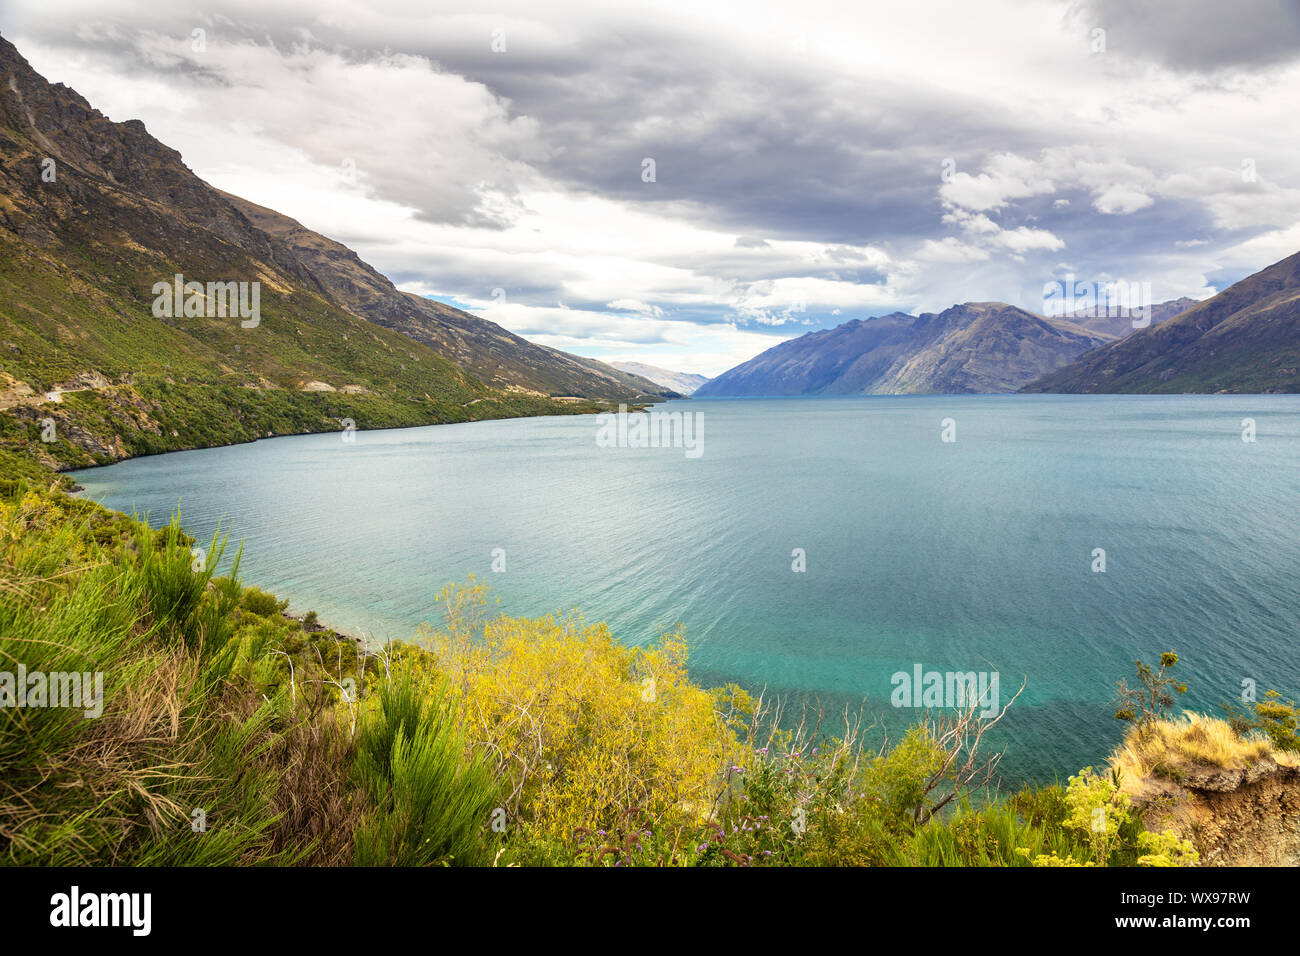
[1274,749,1300,769]
[1111,712,1274,793]
[262,683,365,866]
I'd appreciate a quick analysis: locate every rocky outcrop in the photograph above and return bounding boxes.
[0,371,36,410]
[1132,754,1300,866]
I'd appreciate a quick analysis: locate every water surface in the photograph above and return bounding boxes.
[73,395,1300,785]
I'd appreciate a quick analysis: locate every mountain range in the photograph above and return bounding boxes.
[2,24,1296,484]
[695,294,1225,397]
[1062,296,1197,340]
[695,302,1117,396]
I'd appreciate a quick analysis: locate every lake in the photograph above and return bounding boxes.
[72,394,1300,787]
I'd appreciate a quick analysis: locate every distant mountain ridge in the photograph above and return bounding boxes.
[608,361,709,395]
[1026,253,1300,393]
[1063,296,1199,339]
[695,302,1113,396]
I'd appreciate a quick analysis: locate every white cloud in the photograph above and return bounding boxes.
[940,153,1057,212]
[1092,184,1154,215]
[915,237,991,263]
[991,227,1066,254]
[606,299,664,316]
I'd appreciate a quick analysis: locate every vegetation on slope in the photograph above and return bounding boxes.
[0,191,613,471]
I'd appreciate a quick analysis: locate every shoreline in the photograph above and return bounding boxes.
[53,398,659,475]
[38,390,1300,476]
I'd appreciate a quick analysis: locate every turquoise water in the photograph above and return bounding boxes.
[72,395,1300,786]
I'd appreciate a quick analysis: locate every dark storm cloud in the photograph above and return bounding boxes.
[1068,0,1300,73]
[5,1,1043,245]
[413,26,1048,246]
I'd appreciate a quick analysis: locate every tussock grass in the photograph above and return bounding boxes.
[0,476,507,867]
[352,674,499,866]
[1111,713,1274,791]
[0,487,297,864]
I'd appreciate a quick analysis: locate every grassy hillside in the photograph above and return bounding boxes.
[0,32,637,475]
[0,211,605,471]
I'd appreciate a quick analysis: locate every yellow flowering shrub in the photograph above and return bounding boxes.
[419,581,741,838]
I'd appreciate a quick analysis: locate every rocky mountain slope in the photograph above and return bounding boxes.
[695,303,1112,396]
[0,32,666,472]
[1143,754,1300,866]
[1025,252,1300,393]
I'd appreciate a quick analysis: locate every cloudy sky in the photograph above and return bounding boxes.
[7,0,1300,375]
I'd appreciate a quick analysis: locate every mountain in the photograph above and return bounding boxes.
[608,361,709,395]
[1064,296,1199,339]
[695,303,1112,396]
[221,193,676,402]
[0,33,666,473]
[1025,253,1300,393]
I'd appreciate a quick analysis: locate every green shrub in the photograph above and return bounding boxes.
[242,585,288,618]
[0,491,299,865]
[352,674,499,866]
[1115,651,1186,727]
[1223,690,1300,753]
